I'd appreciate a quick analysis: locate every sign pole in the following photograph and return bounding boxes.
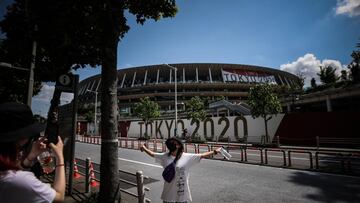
[67,74,79,195]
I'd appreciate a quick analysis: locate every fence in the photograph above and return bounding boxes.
[316,137,360,149]
[76,135,360,176]
[74,157,151,203]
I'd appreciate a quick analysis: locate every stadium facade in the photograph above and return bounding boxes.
[78,63,300,115]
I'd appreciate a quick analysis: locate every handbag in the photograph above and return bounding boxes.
[162,160,176,183]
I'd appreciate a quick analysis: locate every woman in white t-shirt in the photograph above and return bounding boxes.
[0,102,65,203]
[141,137,221,203]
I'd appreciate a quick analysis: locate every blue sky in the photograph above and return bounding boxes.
[1,0,360,116]
[75,0,360,81]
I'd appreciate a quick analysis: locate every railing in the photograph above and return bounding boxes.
[314,151,360,173]
[288,150,313,169]
[243,147,264,164]
[74,157,151,203]
[316,137,360,149]
[76,135,360,176]
[264,148,286,166]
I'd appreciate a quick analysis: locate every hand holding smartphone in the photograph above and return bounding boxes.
[45,110,59,145]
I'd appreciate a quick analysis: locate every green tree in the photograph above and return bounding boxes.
[185,96,207,122]
[92,2,177,202]
[215,95,225,101]
[133,97,160,138]
[248,84,282,144]
[78,104,95,123]
[310,78,317,88]
[340,70,348,81]
[2,1,178,201]
[348,50,360,83]
[0,0,101,103]
[317,65,339,85]
[296,72,306,89]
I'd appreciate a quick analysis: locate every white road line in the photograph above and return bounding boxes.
[118,157,162,168]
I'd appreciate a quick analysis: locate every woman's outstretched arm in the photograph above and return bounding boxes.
[200,147,221,158]
[140,144,155,157]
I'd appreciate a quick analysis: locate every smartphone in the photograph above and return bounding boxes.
[45,110,59,145]
[45,122,58,145]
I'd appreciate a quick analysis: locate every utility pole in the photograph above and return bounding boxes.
[27,36,37,107]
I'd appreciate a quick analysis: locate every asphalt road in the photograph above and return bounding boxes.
[75,142,360,203]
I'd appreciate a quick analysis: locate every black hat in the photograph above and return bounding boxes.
[165,136,183,151]
[0,102,45,142]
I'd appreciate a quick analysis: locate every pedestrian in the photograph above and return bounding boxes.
[0,102,65,203]
[140,137,221,203]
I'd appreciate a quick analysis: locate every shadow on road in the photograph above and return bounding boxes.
[75,159,159,190]
[288,171,360,203]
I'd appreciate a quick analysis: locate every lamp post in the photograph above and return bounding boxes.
[87,89,98,135]
[164,64,178,137]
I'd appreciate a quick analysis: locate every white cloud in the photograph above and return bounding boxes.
[33,83,55,102]
[32,83,74,116]
[335,0,360,17]
[280,53,346,87]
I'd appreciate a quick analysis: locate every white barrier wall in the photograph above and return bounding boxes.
[127,114,284,143]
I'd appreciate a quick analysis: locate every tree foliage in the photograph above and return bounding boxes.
[296,72,306,89]
[248,84,282,143]
[1,1,178,202]
[348,50,360,83]
[78,104,95,123]
[317,65,339,85]
[133,97,160,124]
[0,0,102,102]
[340,70,348,81]
[310,78,317,88]
[85,1,178,202]
[185,96,207,122]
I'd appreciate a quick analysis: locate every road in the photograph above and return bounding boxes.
[75,142,360,203]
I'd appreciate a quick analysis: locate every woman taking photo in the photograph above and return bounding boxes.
[0,102,65,203]
[141,137,221,203]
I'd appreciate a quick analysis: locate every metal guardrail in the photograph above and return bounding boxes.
[314,151,359,173]
[74,157,151,203]
[316,136,360,148]
[77,135,360,175]
[288,150,313,169]
[244,147,264,164]
[265,148,286,166]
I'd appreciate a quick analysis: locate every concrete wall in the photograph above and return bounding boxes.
[126,115,284,143]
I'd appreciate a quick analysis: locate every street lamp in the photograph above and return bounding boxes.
[87,89,98,135]
[164,64,178,137]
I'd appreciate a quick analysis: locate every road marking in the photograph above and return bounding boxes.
[118,157,162,168]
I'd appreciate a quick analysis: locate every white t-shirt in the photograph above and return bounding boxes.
[154,152,202,202]
[0,170,56,203]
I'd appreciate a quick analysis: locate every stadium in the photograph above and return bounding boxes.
[78,63,301,115]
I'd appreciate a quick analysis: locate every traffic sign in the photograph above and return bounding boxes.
[56,73,75,92]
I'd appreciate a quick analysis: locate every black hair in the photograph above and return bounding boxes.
[165,137,184,162]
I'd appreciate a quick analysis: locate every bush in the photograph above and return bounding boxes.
[138,133,150,140]
[138,136,149,141]
[186,135,205,143]
[251,143,278,148]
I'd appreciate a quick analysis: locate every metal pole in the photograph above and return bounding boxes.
[136,171,145,203]
[85,158,91,193]
[68,74,79,195]
[27,39,37,107]
[164,64,178,137]
[94,91,97,135]
[174,67,177,137]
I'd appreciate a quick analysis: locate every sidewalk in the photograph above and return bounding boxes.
[42,173,139,203]
[206,140,360,152]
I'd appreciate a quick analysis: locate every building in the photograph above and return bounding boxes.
[78,63,301,116]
